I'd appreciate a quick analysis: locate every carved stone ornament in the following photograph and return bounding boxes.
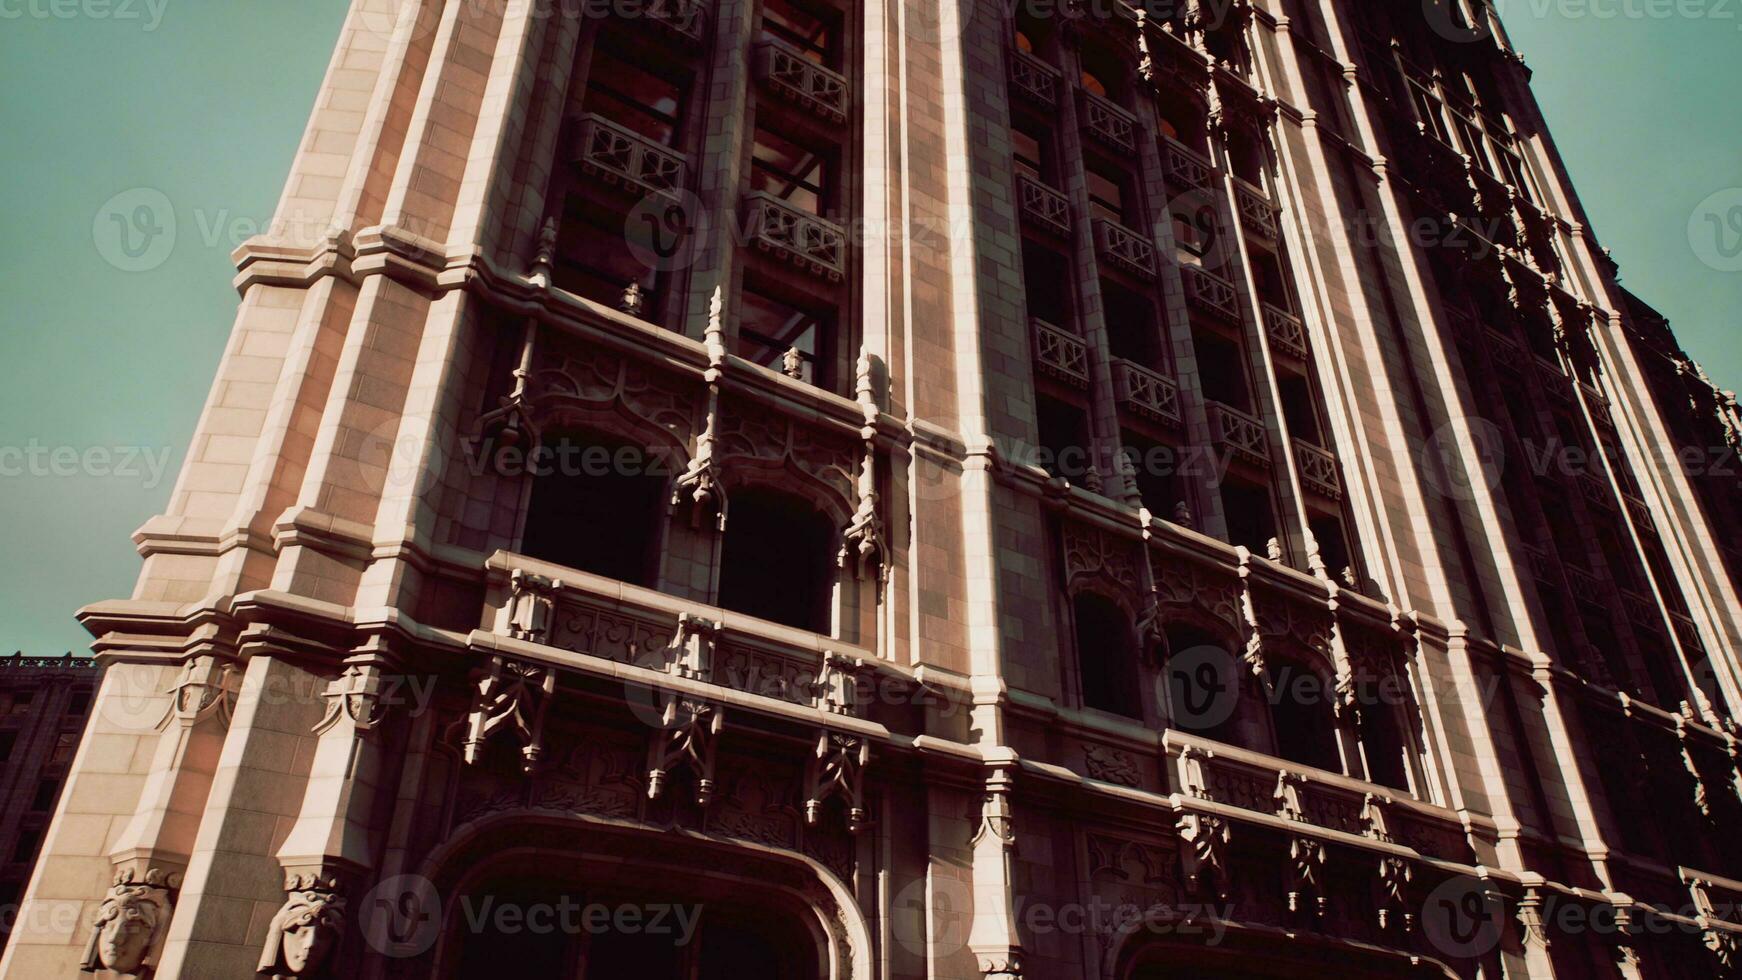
[646,697,722,806]
[158,656,237,731]
[978,954,1023,978]
[1287,836,1327,921]
[673,287,726,526]
[505,569,563,645]
[1063,523,1144,599]
[313,663,392,736]
[1176,812,1229,900]
[1083,743,1141,787]
[257,872,346,979]
[82,867,180,977]
[1375,855,1414,932]
[804,731,869,834]
[462,656,557,774]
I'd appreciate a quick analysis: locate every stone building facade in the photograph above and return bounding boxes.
[5,0,1742,976]
[0,654,98,952]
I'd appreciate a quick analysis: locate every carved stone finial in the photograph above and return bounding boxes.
[804,732,869,834]
[461,656,557,774]
[1173,500,1193,529]
[505,570,562,645]
[646,697,723,807]
[1265,537,1283,561]
[781,346,804,379]
[528,215,558,288]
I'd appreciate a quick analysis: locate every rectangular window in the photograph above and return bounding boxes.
[1222,479,1278,556]
[760,0,838,66]
[9,692,32,716]
[738,284,831,386]
[30,779,59,813]
[66,690,91,716]
[751,126,832,215]
[49,733,78,765]
[11,829,41,864]
[1086,165,1129,226]
[553,204,661,312]
[1022,240,1073,327]
[581,48,688,147]
[1012,126,1049,184]
[1278,373,1322,445]
[0,732,14,763]
[1193,329,1251,412]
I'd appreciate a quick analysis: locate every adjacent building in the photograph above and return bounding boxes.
[5,0,1741,977]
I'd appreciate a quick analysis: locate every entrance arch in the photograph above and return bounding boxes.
[415,814,871,980]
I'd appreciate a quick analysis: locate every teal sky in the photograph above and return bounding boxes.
[0,3,1737,655]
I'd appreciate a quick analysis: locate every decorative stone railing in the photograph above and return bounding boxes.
[1184,265,1240,322]
[1207,401,1269,467]
[1262,303,1307,360]
[1093,218,1156,279]
[1577,470,1615,512]
[1008,48,1060,106]
[1624,492,1656,532]
[1017,174,1071,238]
[1235,179,1279,241]
[1031,317,1090,389]
[1163,137,1213,190]
[1111,359,1181,427]
[1079,90,1136,153]
[1293,440,1342,499]
[1166,734,1472,863]
[573,114,688,199]
[1620,589,1660,631]
[484,553,880,718]
[754,37,848,124]
[743,191,846,281]
[1444,306,1478,342]
[639,0,707,45]
[1564,565,1601,602]
[1521,543,1554,586]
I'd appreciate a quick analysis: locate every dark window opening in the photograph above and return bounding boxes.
[66,689,91,716]
[1225,126,1265,185]
[30,779,59,813]
[1012,125,1052,184]
[1171,199,1217,259]
[1102,280,1161,368]
[1073,592,1141,718]
[1249,251,1291,309]
[751,125,833,216]
[521,430,669,588]
[553,200,665,315]
[1192,329,1250,411]
[738,282,832,387]
[1221,479,1277,556]
[1162,623,1242,745]
[1023,241,1073,327]
[582,44,689,146]
[1086,164,1131,226]
[1278,374,1321,445]
[0,733,15,764]
[1359,679,1412,790]
[1037,395,1091,481]
[1266,661,1342,773]
[1310,514,1353,584]
[760,0,839,67]
[1121,431,1181,515]
[11,829,41,864]
[718,488,836,633]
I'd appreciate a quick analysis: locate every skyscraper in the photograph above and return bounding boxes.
[7,0,1741,976]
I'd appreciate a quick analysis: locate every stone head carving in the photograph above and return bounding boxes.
[257,876,347,978]
[81,868,178,976]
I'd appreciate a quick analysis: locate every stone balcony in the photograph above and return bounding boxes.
[743,191,847,281]
[1293,440,1341,499]
[481,552,891,720]
[1166,733,1473,863]
[1163,137,1213,190]
[1111,359,1181,427]
[1262,303,1307,360]
[1079,90,1136,153]
[1207,401,1269,467]
[1017,174,1071,238]
[573,114,688,200]
[639,0,708,46]
[1093,218,1156,280]
[1235,178,1278,242]
[754,37,848,125]
[1184,265,1241,322]
[1008,48,1060,107]
[1031,317,1091,389]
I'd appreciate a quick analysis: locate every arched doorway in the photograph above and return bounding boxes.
[422,818,865,980]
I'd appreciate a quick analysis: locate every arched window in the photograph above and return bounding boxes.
[1265,658,1343,773]
[1073,592,1142,718]
[718,487,836,633]
[1161,623,1244,746]
[1358,677,1412,790]
[521,429,669,587]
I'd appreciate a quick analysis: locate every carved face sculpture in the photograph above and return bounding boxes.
[266,891,344,976]
[281,914,334,972]
[96,894,160,973]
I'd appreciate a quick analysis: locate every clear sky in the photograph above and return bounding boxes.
[0,2,1737,655]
